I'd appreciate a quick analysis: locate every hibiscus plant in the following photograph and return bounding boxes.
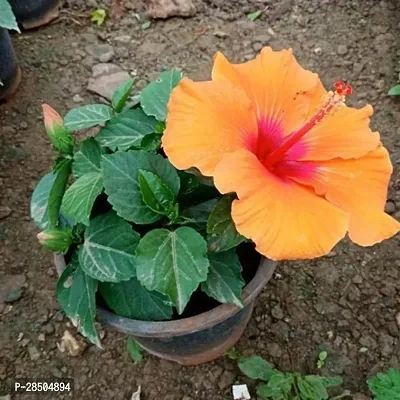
[30,47,399,346]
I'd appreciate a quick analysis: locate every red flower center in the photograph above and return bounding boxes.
[255,82,353,172]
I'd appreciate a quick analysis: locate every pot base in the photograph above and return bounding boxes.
[20,0,61,29]
[0,67,22,100]
[131,303,254,365]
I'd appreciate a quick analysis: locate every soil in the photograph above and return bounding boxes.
[1,0,400,399]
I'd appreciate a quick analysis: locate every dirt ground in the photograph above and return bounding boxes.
[1,0,400,399]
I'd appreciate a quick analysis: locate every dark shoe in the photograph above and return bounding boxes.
[0,28,21,100]
[9,0,61,29]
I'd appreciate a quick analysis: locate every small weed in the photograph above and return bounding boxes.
[317,350,328,369]
[91,9,106,26]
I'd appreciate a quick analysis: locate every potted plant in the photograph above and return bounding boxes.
[0,0,20,100]
[30,47,399,365]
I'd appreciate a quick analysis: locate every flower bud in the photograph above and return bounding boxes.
[37,228,72,253]
[42,104,74,155]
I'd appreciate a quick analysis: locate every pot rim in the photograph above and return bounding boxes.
[54,254,276,338]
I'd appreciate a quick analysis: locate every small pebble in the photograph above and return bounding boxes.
[214,31,229,38]
[337,44,348,55]
[352,274,363,284]
[384,201,396,214]
[38,333,45,342]
[28,345,40,361]
[73,94,84,103]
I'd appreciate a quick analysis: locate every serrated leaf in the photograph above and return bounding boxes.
[48,159,72,228]
[136,227,209,314]
[388,84,400,96]
[140,70,182,121]
[99,277,172,320]
[96,108,158,151]
[201,250,245,307]
[79,211,140,282]
[368,368,400,400]
[247,10,262,21]
[297,375,329,400]
[0,0,20,31]
[102,150,180,224]
[112,79,135,113]
[238,356,277,381]
[57,259,100,346]
[207,195,245,252]
[72,138,102,178]
[61,172,104,226]
[180,198,219,232]
[127,338,143,363]
[138,170,176,217]
[64,104,113,131]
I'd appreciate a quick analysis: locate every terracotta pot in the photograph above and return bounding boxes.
[54,255,276,365]
[0,28,21,100]
[9,0,61,29]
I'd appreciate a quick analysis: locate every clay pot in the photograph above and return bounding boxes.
[0,28,21,100]
[54,254,276,365]
[9,0,61,29]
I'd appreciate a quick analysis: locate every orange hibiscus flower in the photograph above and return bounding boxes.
[162,47,399,260]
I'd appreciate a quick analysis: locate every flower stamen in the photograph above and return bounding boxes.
[264,81,352,168]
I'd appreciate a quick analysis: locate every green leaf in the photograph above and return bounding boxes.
[388,84,400,96]
[91,8,106,25]
[31,173,58,229]
[61,172,104,226]
[238,356,277,381]
[126,338,143,363]
[0,0,20,31]
[207,195,245,252]
[102,150,180,224]
[367,368,400,400]
[297,376,329,400]
[64,104,113,131]
[247,10,262,21]
[96,108,158,151]
[256,383,284,399]
[48,159,72,228]
[319,376,343,388]
[140,70,183,121]
[267,373,293,395]
[201,250,245,307]
[138,170,176,217]
[112,79,135,113]
[72,137,102,178]
[57,259,100,346]
[79,212,140,282]
[138,133,162,153]
[180,198,219,232]
[141,20,151,30]
[99,277,172,320]
[136,227,209,314]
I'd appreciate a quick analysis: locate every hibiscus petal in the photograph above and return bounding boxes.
[212,48,325,136]
[214,149,349,260]
[286,104,380,161]
[282,146,400,246]
[162,78,258,176]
